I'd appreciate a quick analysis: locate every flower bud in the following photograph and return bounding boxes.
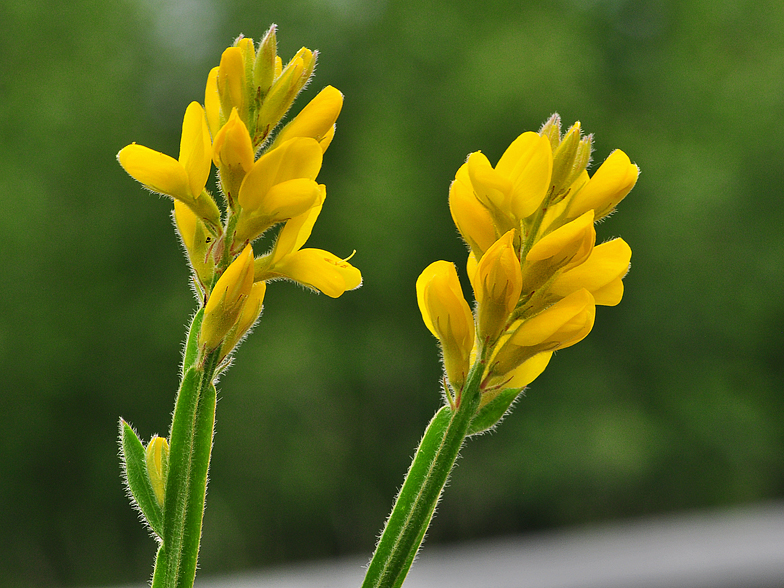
[539,113,562,152]
[212,108,254,206]
[220,281,267,357]
[145,436,169,509]
[550,121,593,203]
[199,245,255,350]
[253,25,278,97]
[257,48,317,136]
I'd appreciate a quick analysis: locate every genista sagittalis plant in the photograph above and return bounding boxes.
[362,115,638,588]
[116,25,637,588]
[117,27,360,588]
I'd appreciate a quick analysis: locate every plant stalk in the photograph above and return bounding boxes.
[361,363,483,588]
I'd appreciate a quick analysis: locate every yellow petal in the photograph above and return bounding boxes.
[318,124,336,152]
[260,178,323,220]
[218,46,246,119]
[496,132,553,220]
[220,280,267,357]
[118,143,190,200]
[449,173,497,257]
[467,151,512,212]
[271,85,344,150]
[204,67,221,138]
[475,230,522,342]
[416,261,475,387]
[201,244,255,349]
[511,288,595,350]
[549,238,631,306]
[212,108,254,172]
[179,102,212,199]
[272,185,326,262]
[274,248,362,298]
[568,149,639,219]
[237,137,322,212]
[173,200,197,251]
[526,210,595,267]
[504,351,553,388]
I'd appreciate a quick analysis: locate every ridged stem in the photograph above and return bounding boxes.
[151,313,220,588]
[361,362,483,588]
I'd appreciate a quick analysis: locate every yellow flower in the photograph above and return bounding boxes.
[199,244,255,350]
[471,230,522,344]
[233,137,324,245]
[118,102,221,230]
[548,238,631,306]
[566,149,639,220]
[271,85,344,153]
[521,210,595,295]
[419,115,636,409]
[253,186,362,298]
[492,288,596,377]
[416,261,475,390]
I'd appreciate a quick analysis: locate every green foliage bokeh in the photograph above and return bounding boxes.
[1,0,783,585]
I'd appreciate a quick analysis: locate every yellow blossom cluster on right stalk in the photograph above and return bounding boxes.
[417,114,638,412]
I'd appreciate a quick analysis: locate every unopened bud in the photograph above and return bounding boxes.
[145,436,169,509]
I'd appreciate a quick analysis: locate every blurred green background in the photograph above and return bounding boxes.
[2,0,783,585]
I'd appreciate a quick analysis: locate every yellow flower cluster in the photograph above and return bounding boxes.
[417,115,638,408]
[117,27,361,355]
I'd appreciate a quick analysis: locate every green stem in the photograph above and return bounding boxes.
[152,347,220,588]
[361,363,483,588]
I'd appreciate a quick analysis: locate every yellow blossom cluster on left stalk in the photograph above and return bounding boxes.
[118,26,361,358]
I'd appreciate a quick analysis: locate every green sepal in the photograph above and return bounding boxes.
[182,308,204,375]
[467,387,523,437]
[120,419,164,537]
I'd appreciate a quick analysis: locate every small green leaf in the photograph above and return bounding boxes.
[120,419,164,537]
[467,388,522,436]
